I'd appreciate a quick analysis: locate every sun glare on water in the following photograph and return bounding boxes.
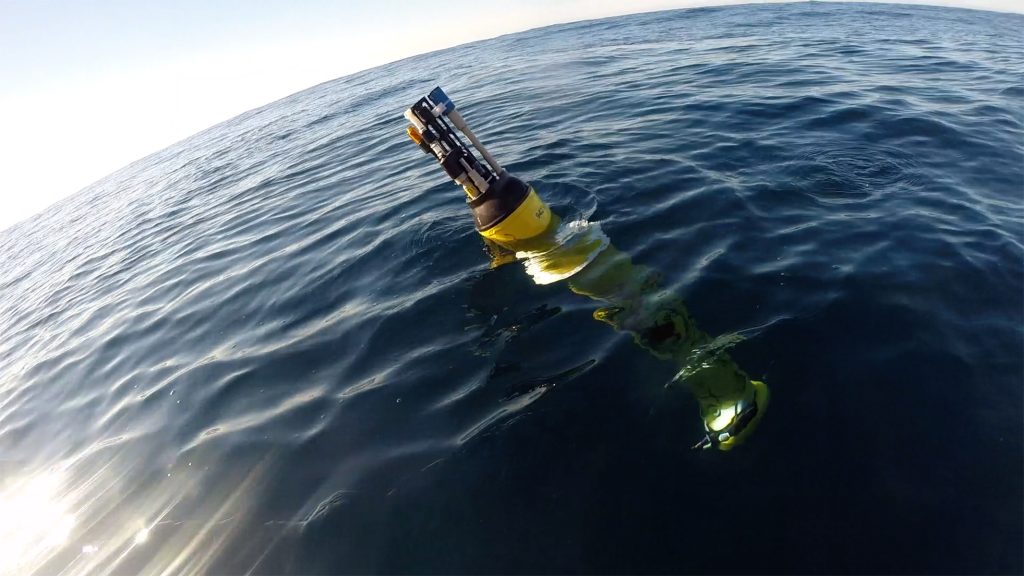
[0,471,75,574]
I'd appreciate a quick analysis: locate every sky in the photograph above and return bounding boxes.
[1,0,1020,232]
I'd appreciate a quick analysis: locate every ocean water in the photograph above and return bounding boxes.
[2,2,1022,574]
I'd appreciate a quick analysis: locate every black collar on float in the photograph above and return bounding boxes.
[468,171,530,232]
[410,97,495,185]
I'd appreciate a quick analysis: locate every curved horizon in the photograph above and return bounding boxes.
[1,0,1020,232]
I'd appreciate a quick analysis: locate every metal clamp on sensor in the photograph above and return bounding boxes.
[405,87,551,243]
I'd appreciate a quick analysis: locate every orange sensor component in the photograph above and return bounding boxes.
[406,125,424,145]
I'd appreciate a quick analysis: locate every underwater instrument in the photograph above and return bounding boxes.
[404,87,768,450]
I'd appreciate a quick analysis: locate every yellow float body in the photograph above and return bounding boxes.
[477,186,552,244]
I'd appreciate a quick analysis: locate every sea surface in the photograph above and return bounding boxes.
[1,2,1022,574]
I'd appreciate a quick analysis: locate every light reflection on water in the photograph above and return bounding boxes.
[4,454,279,575]
[0,471,74,574]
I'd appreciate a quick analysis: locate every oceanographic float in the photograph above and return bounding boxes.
[404,87,768,450]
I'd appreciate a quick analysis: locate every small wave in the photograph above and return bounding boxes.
[456,386,548,444]
[667,316,789,387]
[518,219,610,285]
[790,144,921,205]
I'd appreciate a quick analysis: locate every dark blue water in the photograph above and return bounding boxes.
[2,3,1022,574]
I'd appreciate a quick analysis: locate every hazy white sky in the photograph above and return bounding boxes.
[0,0,1019,231]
